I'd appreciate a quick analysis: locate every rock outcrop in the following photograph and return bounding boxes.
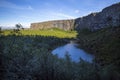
[31,2,120,31]
[31,20,75,30]
[75,2,120,30]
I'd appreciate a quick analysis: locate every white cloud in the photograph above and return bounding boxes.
[75,10,80,13]
[0,0,33,10]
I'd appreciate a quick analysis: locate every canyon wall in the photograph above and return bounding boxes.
[31,2,120,31]
[31,20,75,30]
[75,2,120,30]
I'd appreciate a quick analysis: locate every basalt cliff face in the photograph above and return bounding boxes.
[31,2,120,30]
[31,20,75,30]
[75,2,120,30]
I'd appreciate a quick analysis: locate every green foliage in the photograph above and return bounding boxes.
[2,28,77,38]
[0,35,98,80]
[77,28,92,35]
[77,26,120,74]
[1,26,120,80]
[15,23,23,30]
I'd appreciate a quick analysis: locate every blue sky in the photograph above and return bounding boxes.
[0,0,120,28]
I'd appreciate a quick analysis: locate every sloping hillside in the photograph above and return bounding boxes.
[77,26,120,66]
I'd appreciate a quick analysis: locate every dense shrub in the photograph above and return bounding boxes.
[1,26,120,80]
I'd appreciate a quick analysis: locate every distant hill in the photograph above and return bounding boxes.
[30,2,120,31]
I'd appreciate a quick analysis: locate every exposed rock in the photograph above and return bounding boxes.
[75,2,120,31]
[31,19,75,30]
[31,2,120,31]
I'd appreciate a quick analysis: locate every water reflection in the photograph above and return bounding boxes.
[52,43,94,62]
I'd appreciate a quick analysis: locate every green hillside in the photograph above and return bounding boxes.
[77,26,120,66]
[1,28,77,38]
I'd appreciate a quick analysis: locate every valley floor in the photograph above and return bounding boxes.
[0,27,120,80]
[1,28,77,38]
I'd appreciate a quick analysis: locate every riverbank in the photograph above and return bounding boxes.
[76,26,120,66]
[0,34,99,80]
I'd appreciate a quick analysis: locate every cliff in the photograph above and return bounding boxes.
[75,2,120,30]
[31,19,75,30]
[31,2,120,31]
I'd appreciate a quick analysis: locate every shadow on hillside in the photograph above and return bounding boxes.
[76,26,120,63]
[0,35,73,80]
[0,29,120,80]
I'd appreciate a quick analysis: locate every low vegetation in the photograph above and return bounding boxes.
[2,28,77,38]
[0,27,120,80]
[77,26,120,65]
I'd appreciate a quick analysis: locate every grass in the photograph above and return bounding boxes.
[2,28,77,38]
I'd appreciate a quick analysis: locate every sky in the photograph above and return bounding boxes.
[0,0,120,28]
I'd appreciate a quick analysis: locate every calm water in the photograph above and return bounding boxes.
[52,43,94,62]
